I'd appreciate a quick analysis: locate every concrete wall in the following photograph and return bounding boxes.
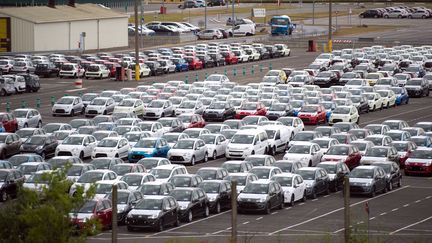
[8,17,34,52]
[99,18,128,49]
[34,22,69,51]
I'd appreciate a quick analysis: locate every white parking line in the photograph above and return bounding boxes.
[211,229,227,235]
[389,216,432,235]
[415,200,422,203]
[370,217,376,220]
[323,195,330,198]
[268,186,409,235]
[299,203,305,205]
[426,196,432,199]
[403,204,410,207]
[380,212,387,216]
[242,221,250,225]
[65,88,87,92]
[256,217,263,221]
[311,199,318,201]
[271,212,278,215]
[391,208,399,212]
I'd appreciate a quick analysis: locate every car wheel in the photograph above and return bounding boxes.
[41,152,46,160]
[325,186,330,195]
[383,184,388,193]
[264,203,271,214]
[156,219,164,232]
[79,151,84,160]
[204,205,210,217]
[0,151,5,160]
[70,110,75,117]
[214,202,221,214]
[311,189,317,199]
[388,181,393,191]
[408,15,412,19]
[422,15,426,19]
[288,195,295,207]
[204,153,208,162]
[1,191,7,202]
[397,178,402,187]
[279,197,284,209]
[251,150,255,155]
[356,117,360,124]
[127,226,135,231]
[174,215,180,227]
[0,89,6,96]
[23,123,28,128]
[301,191,307,202]
[37,121,42,128]
[308,160,312,167]
[369,186,376,198]
[212,151,217,160]
[387,102,390,109]
[186,210,193,222]
[373,105,376,111]
[115,154,119,158]
[398,15,402,18]
[384,15,389,18]
[190,156,196,166]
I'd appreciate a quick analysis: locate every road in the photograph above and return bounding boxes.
[3,47,432,243]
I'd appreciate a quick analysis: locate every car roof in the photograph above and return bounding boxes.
[153,164,185,170]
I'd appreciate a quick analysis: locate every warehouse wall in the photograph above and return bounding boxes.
[98,18,128,49]
[34,22,69,51]
[9,18,34,52]
[70,19,98,51]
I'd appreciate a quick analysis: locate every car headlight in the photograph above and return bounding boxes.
[363,182,372,187]
[72,148,79,153]
[36,145,43,151]
[127,214,133,218]
[425,161,432,166]
[179,205,188,210]
[148,214,158,219]
[258,197,267,203]
[182,152,192,158]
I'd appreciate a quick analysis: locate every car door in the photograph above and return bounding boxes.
[315,170,325,193]
[312,145,322,165]
[198,140,207,160]
[190,191,201,215]
[220,182,231,208]
[268,183,279,208]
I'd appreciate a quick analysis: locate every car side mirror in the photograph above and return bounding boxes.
[195,147,199,150]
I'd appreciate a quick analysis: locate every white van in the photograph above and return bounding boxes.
[225,129,270,159]
[232,23,256,36]
[261,125,291,155]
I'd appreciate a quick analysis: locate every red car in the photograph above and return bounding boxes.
[404,148,432,176]
[223,52,239,65]
[391,141,417,168]
[70,198,113,231]
[321,144,362,170]
[0,112,18,132]
[178,113,206,128]
[184,56,203,70]
[235,102,267,119]
[105,62,118,77]
[297,105,327,125]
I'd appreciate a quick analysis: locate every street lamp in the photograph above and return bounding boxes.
[328,0,333,52]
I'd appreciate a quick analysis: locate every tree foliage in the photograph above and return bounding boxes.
[0,167,97,243]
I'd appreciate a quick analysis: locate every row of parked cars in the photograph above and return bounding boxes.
[0,74,40,96]
[0,42,290,80]
[359,5,432,19]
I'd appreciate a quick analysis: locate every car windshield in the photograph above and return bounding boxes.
[290,101,303,109]
[197,170,217,180]
[273,177,293,187]
[275,162,293,172]
[375,163,392,173]
[410,149,432,159]
[179,102,196,109]
[150,169,171,179]
[121,174,143,186]
[56,97,74,105]
[82,94,98,101]
[77,201,96,213]
[95,183,114,194]
[250,168,270,179]
[349,169,374,179]
[112,165,132,176]
[410,137,428,147]
[61,64,74,71]
[135,139,156,148]
[13,110,28,118]
[365,147,388,157]
[173,140,194,149]
[314,139,331,148]
[294,133,314,141]
[171,189,192,201]
[90,99,107,106]
[208,103,225,109]
[135,198,163,210]
[199,182,220,193]
[297,170,316,180]
[243,183,268,194]
[139,184,162,195]
[200,135,216,144]
[240,103,257,110]
[97,139,118,148]
[288,145,311,154]
[43,124,62,133]
[118,100,135,107]
[170,177,192,187]
[333,107,351,114]
[326,146,349,155]
[148,101,165,108]
[24,136,46,145]
[77,172,104,183]
[17,164,38,174]
[391,143,408,152]
[206,75,222,81]
[67,165,83,176]
[231,134,254,144]
[62,136,83,145]
[317,164,337,174]
[70,120,88,129]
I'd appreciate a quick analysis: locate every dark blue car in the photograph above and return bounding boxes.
[128,138,170,162]
[390,87,409,106]
[172,58,189,72]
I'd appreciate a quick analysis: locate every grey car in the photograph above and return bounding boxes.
[168,138,208,165]
[13,108,42,129]
[52,96,84,117]
[85,97,115,117]
[143,100,174,119]
[0,76,16,96]
[349,165,388,198]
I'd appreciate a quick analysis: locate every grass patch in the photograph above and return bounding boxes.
[333,25,399,37]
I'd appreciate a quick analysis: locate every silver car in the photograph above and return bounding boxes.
[167,138,208,165]
[143,100,174,119]
[52,96,84,116]
[85,97,115,117]
[0,76,16,96]
[13,108,43,129]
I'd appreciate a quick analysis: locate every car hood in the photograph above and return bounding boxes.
[227,144,251,150]
[238,193,267,200]
[205,109,224,113]
[349,178,373,184]
[406,158,431,164]
[169,148,193,155]
[145,107,163,113]
[130,148,155,154]
[57,144,84,150]
[53,104,72,109]
[331,113,350,119]
[70,213,93,221]
[361,156,388,163]
[322,155,348,162]
[283,153,311,161]
[129,209,161,217]
[405,85,421,89]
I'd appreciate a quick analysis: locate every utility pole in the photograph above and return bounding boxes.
[344,176,350,243]
[231,181,237,243]
[140,1,144,49]
[205,2,207,29]
[312,0,315,25]
[232,0,235,25]
[328,0,333,52]
[111,184,118,243]
[134,0,140,81]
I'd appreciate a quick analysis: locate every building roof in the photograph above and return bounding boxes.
[0,4,128,24]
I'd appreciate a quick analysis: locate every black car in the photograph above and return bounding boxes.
[20,74,41,93]
[0,133,22,159]
[359,9,382,18]
[313,71,340,87]
[208,53,226,66]
[158,118,185,133]
[237,180,284,214]
[170,187,210,222]
[405,78,429,98]
[0,169,25,201]
[266,103,295,120]
[208,0,225,6]
[34,63,59,78]
[144,61,164,76]
[168,174,203,188]
[296,167,330,199]
[317,161,350,192]
[199,180,231,213]
[350,95,370,114]
[203,102,236,121]
[349,165,388,197]
[126,195,180,232]
[255,47,270,60]
[106,189,143,224]
[264,45,281,58]
[373,161,402,191]
[197,55,215,68]
[178,0,200,9]
[19,134,58,159]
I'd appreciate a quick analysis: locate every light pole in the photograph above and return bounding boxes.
[328,0,333,52]
[232,0,235,24]
[134,0,140,81]
[205,3,207,29]
[312,0,315,25]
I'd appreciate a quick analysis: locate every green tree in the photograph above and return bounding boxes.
[0,167,98,243]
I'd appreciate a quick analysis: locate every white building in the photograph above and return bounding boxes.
[0,3,128,52]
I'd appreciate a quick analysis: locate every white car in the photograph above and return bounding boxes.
[312,137,339,154]
[277,117,305,137]
[232,50,249,63]
[150,164,188,182]
[17,162,51,180]
[199,134,229,160]
[93,180,129,199]
[350,140,375,156]
[328,106,359,125]
[175,101,205,116]
[85,97,115,117]
[168,138,208,165]
[261,125,292,155]
[162,132,190,148]
[283,142,323,167]
[113,98,145,116]
[59,63,85,78]
[4,75,26,93]
[197,29,223,40]
[69,169,118,196]
[52,96,84,117]
[274,44,291,56]
[364,92,383,111]
[55,134,97,159]
[120,172,156,191]
[377,90,396,108]
[85,64,110,79]
[143,100,174,119]
[91,137,130,159]
[123,131,151,147]
[204,74,230,84]
[117,118,141,126]
[225,129,270,159]
[13,108,42,129]
[130,63,151,78]
[271,173,306,206]
[137,121,166,137]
